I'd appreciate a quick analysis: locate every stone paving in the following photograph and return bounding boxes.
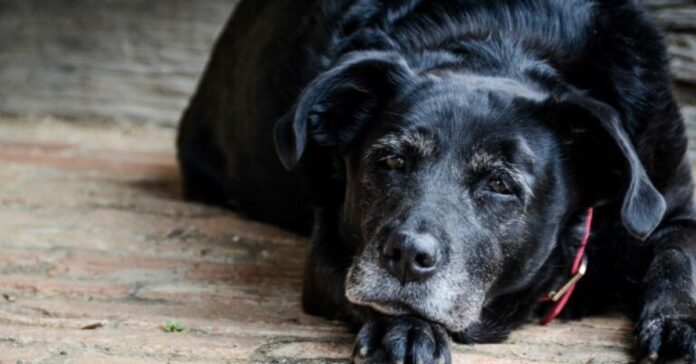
[0,117,635,363]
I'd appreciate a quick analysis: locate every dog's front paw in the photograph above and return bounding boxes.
[636,302,696,363]
[352,316,451,364]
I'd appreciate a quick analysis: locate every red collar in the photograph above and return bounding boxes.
[539,207,594,325]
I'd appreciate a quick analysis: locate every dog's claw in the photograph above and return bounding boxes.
[638,352,658,364]
[689,342,696,364]
[352,343,368,364]
[352,316,451,364]
[353,346,367,361]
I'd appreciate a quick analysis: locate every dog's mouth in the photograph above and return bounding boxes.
[344,244,487,332]
[347,295,414,316]
[347,294,446,326]
[347,294,481,333]
[345,284,478,332]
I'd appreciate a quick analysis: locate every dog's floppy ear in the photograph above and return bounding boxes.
[553,89,666,240]
[274,52,412,170]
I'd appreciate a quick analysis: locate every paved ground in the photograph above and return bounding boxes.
[0,117,637,363]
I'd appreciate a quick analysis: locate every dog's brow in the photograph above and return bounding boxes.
[365,131,436,160]
[470,138,536,169]
[469,149,504,171]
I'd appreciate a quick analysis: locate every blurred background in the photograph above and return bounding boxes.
[0,0,238,125]
[0,0,693,127]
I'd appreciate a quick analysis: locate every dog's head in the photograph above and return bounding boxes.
[274,52,665,332]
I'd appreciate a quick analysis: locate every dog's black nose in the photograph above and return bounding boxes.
[381,231,441,284]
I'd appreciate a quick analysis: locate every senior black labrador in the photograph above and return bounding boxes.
[177,0,696,362]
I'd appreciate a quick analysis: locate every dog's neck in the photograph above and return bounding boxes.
[458,208,595,341]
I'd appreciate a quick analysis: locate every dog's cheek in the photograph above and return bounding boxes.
[441,291,487,332]
[347,170,389,240]
[345,245,391,303]
[489,214,535,263]
[421,263,488,331]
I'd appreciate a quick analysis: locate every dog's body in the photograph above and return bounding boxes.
[178,1,696,362]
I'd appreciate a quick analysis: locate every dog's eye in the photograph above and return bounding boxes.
[488,177,512,195]
[380,156,405,171]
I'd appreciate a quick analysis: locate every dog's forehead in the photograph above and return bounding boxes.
[440,72,547,102]
[363,75,551,162]
[391,73,547,127]
[408,72,547,111]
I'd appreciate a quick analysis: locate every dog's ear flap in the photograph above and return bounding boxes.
[553,89,666,240]
[274,53,412,170]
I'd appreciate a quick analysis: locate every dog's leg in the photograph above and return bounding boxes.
[301,230,355,320]
[176,108,228,206]
[636,223,696,363]
[302,218,452,364]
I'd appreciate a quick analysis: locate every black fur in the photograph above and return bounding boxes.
[178,1,696,362]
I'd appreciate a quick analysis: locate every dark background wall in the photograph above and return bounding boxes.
[0,0,693,126]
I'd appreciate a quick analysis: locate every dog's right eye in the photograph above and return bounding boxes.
[488,177,512,195]
[379,156,405,171]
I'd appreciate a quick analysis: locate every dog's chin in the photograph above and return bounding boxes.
[345,274,481,332]
[345,254,487,332]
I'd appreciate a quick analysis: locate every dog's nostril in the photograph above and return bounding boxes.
[382,245,401,261]
[415,252,436,268]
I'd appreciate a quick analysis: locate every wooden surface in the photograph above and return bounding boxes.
[0,116,640,363]
[649,0,696,105]
[0,0,693,125]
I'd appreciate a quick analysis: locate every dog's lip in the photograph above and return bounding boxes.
[356,299,413,315]
[347,295,456,329]
[347,289,415,314]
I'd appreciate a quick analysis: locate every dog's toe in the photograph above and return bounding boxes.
[636,312,696,363]
[352,316,451,364]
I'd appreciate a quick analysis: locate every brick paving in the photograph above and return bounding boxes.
[0,117,634,363]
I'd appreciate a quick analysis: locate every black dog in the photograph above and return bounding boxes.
[177,1,696,362]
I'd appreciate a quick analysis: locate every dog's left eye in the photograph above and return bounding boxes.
[488,177,512,195]
[380,156,405,171]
